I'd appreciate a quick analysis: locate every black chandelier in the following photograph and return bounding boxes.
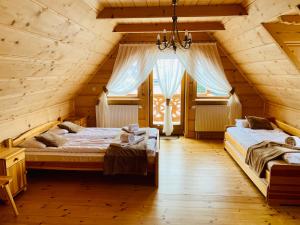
[156,0,192,52]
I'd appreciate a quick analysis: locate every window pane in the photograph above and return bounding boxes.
[196,83,228,97]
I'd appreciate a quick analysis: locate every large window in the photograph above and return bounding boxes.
[108,89,138,98]
[197,84,228,98]
[108,61,139,98]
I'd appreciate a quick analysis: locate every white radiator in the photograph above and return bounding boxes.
[195,105,229,132]
[108,105,139,128]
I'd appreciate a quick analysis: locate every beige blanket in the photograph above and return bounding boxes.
[245,141,300,177]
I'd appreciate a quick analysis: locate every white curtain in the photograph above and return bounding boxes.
[97,43,241,128]
[177,43,242,124]
[154,51,185,136]
[97,44,158,127]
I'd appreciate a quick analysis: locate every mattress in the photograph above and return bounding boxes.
[25,127,158,164]
[226,127,300,169]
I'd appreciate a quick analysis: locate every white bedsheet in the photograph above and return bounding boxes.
[26,127,158,155]
[227,127,300,164]
[227,127,289,149]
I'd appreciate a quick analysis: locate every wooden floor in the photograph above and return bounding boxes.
[0,138,300,225]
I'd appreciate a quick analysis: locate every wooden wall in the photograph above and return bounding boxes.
[213,0,300,128]
[0,0,122,141]
[75,33,264,137]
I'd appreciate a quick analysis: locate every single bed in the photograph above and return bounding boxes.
[224,120,300,205]
[4,121,159,187]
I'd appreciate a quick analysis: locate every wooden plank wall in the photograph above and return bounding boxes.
[0,0,122,141]
[213,0,300,129]
[75,33,264,137]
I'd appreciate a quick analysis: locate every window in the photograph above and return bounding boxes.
[196,84,228,98]
[107,61,139,98]
[108,89,138,98]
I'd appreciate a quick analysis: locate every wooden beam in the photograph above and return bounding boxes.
[280,15,300,24]
[98,4,247,19]
[113,22,225,33]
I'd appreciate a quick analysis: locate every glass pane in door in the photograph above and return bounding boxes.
[152,69,181,125]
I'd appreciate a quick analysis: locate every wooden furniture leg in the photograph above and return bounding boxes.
[0,177,19,216]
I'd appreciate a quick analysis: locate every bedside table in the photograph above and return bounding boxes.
[0,148,27,197]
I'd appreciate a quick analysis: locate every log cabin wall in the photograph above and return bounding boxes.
[213,0,300,129]
[75,33,264,137]
[0,0,122,141]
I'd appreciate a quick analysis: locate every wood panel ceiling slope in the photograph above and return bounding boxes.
[0,0,122,141]
[213,0,300,128]
[2,0,299,139]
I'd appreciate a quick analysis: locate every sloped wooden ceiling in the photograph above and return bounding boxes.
[1,0,299,140]
[213,0,300,127]
[0,0,122,141]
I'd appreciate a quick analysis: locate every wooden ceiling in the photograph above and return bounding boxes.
[1,0,300,133]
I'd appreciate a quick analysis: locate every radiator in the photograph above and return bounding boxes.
[108,105,139,128]
[195,105,229,132]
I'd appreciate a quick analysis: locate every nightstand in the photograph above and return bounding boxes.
[0,148,27,197]
[64,116,87,127]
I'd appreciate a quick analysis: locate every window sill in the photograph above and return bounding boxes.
[108,97,140,105]
[193,98,228,105]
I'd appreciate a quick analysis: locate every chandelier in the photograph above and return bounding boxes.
[156,0,192,52]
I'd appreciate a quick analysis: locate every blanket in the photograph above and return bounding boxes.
[245,141,300,177]
[104,132,151,176]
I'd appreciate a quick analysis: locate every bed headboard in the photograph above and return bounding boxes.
[4,120,61,148]
[275,120,300,137]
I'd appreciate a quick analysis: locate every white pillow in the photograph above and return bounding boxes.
[49,127,69,135]
[235,119,250,128]
[19,138,46,148]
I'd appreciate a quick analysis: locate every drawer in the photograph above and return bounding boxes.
[6,152,25,168]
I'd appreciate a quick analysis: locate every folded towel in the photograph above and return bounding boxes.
[121,127,145,136]
[121,127,131,133]
[132,136,145,145]
[133,130,146,136]
[285,136,300,147]
[111,136,145,147]
[120,132,135,144]
[128,124,139,132]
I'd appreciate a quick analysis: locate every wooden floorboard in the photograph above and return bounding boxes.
[0,138,300,225]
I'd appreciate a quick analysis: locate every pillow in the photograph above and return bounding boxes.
[246,116,273,130]
[58,121,83,133]
[19,138,46,149]
[35,132,67,147]
[235,119,249,128]
[49,127,69,135]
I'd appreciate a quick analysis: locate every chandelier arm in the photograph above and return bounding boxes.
[156,0,192,51]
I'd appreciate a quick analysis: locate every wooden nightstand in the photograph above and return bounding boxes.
[64,116,87,127]
[0,148,27,197]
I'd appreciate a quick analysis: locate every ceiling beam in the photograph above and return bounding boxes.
[98,4,247,19]
[113,22,225,33]
[280,15,300,24]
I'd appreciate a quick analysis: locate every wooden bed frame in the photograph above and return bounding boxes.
[4,120,159,187]
[224,119,300,205]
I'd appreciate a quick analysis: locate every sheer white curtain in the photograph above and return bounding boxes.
[177,43,242,124]
[154,51,185,136]
[96,44,158,127]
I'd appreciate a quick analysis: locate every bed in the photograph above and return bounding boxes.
[4,120,159,187]
[224,120,300,205]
